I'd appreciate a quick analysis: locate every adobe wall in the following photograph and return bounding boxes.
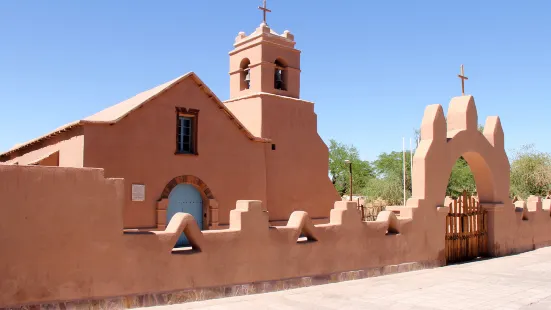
[83,77,268,229]
[260,94,340,222]
[0,163,443,308]
[3,95,551,308]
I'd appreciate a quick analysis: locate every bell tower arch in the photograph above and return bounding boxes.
[228,22,300,99]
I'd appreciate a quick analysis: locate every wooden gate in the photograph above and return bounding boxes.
[445,191,488,264]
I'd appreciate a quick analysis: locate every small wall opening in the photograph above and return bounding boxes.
[296,224,317,244]
[386,227,399,236]
[297,233,316,244]
[172,241,201,255]
[520,206,529,221]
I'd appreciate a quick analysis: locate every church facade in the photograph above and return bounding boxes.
[0,21,339,231]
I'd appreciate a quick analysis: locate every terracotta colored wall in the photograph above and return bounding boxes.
[4,95,551,308]
[0,164,444,308]
[2,129,84,167]
[0,165,125,307]
[225,94,339,222]
[261,95,340,221]
[223,96,263,137]
[36,151,60,166]
[82,78,267,228]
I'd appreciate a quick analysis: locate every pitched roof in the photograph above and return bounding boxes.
[83,74,184,124]
[1,72,270,157]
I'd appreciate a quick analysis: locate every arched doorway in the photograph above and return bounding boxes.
[412,97,508,207]
[157,175,218,234]
[411,96,510,260]
[167,184,203,247]
[442,151,497,263]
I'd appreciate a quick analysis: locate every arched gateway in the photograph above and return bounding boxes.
[406,95,510,258]
[412,95,509,207]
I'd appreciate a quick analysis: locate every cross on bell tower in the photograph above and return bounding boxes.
[258,0,271,25]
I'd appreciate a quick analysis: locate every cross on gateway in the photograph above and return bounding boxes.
[258,0,272,25]
[458,64,469,96]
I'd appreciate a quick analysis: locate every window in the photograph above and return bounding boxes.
[177,116,194,153]
[175,108,199,155]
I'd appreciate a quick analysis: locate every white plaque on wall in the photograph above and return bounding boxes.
[131,184,145,202]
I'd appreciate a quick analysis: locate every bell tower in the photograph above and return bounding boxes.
[224,2,340,223]
[228,9,300,99]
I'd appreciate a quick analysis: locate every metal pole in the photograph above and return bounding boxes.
[349,162,353,201]
[403,137,406,206]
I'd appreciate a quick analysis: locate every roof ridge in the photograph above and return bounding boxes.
[1,73,269,158]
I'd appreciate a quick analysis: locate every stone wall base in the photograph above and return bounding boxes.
[3,260,442,310]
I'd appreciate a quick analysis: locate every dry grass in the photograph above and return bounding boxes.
[359,199,388,221]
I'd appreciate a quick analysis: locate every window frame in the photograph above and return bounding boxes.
[175,107,199,156]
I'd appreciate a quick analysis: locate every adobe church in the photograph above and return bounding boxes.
[0,4,339,235]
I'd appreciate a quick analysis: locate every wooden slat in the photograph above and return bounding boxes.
[474,197,478,258]
[453,198,458,262]
[446,202,450,262]
[461,191,466,260]
[469,195,473,258]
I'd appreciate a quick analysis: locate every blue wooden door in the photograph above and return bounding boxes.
[167,184,203,247]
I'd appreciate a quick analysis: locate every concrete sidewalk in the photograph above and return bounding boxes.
[145,247,551,309]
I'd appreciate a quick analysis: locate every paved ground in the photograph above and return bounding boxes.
[147,247,551,310]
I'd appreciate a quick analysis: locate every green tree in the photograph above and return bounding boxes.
[364,151,412,204]
[446,157,476,197]
[510,144,551,199]
[364,176,406,206]
[372,151,412,192]
[328,139,374,197]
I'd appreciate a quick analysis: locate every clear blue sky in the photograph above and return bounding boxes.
[1,1,550,161]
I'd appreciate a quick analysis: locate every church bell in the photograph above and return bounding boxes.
[274,68,284,90]
[275,69,283,82]
[244,69,251,89]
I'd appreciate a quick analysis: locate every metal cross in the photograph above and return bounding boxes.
[457,64,469,96]
[258,0,271,25]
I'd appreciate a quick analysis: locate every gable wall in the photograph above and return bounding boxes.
[83,78,268,228]
[1,127,84,167]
